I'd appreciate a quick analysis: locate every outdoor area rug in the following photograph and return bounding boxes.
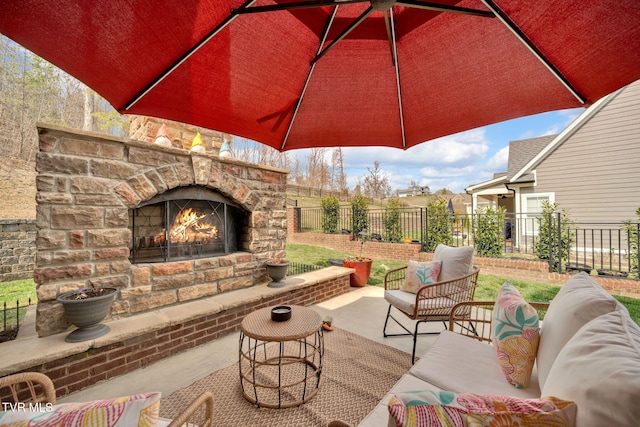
[159,327,413,426]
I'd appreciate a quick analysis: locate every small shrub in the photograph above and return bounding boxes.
[351,194,369,236]
[320,196,340,233]
[534,201,573,272]
[425,197,452,251]
[383,197,403,242]
[473,206,505,257]
[623,207,640,278]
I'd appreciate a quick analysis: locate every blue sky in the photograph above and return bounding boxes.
[328,107,585,194]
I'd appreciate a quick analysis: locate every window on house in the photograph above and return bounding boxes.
[522,193,554,235]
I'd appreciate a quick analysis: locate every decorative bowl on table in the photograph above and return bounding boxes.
[271,305,292,322]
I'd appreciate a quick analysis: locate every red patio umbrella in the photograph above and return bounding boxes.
[1,1,639,151]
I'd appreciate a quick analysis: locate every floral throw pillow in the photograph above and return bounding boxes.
[388,389,576,427]
[400,260,442,295]
[0,392,160,427]
[492,282,540,389]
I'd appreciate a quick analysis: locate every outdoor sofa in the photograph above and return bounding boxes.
[348,272,640,427]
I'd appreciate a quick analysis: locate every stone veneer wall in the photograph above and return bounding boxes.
[128,115,229,152]
[34,123,288,337]
[0,219,37,282]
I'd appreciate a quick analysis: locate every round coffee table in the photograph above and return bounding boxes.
[239,305,324,409]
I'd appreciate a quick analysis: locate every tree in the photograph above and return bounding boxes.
[362,161,391,199]
[331,148,348,194]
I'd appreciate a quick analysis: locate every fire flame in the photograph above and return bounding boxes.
[170,208,219,243]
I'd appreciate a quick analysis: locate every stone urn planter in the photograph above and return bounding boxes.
[342,257,373,287]
[265,259,291,288]
[57,287,119,343]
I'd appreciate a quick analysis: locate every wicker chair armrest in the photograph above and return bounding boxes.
[448,300,550,343]
[0,372,56,405]
[412,267,480,315]
[384,265,408,290]
[167,391,214,427]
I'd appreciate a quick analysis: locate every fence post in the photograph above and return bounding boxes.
[556,212,563,273]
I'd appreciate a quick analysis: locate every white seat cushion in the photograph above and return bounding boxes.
[542,309,640,427]
[536,272,623,389]
[433,244,474,282]
[358,373,442,427]
[384,289,456,316]
[409,331,541,399]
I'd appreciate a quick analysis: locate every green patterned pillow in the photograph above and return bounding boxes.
[0,392,160,426]
[400,260,442,294]
[492,282,540,389]
[388,390,576,427]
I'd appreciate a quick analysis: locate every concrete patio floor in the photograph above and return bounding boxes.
[58,285,441,404]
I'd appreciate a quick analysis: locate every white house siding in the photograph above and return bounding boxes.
[525,80,640,225]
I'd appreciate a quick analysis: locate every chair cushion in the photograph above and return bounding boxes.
[410,331,541,399]
[432,245,474,282]
[536,272,622,390]
[491,282,540,389]
[385,290,456,317]
[387,391,576,427]
[0,392,161,426]
[542,310,640,427]
[400,260,442,294]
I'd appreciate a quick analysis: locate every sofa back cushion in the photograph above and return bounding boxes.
[536,272,622,389]
[541,309,640,427]
[432,244,474,282]
[491,282,540,389]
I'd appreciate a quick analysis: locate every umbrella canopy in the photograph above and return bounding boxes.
[1,1,639,151]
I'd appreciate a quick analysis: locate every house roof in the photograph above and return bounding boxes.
[506,135,557,183]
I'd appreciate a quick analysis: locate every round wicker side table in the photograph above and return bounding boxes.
[239,305,324,409]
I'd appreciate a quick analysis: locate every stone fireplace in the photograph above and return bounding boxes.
[34,123,288,337]
[129,187,244,263]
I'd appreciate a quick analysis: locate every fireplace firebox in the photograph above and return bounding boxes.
[129,187,243,263]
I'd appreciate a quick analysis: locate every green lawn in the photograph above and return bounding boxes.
[0,279,37,306]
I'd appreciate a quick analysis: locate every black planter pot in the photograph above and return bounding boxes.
[265,261,290,288]
[57,287,119,343]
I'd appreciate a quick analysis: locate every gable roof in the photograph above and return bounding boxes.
[506,135,557,183]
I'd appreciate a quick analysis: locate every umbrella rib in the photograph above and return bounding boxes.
[480,0,586,104]
[384,13,397,67]
[232,0,366,14]
[281,6,340,150]
[390,8,407,148]
[124,0,256,111]
[311,6,374,65]
[396,0,494,18]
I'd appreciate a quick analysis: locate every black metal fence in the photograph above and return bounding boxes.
[0,299,32,342]
[287,262,324,276]
[296,207,640,278]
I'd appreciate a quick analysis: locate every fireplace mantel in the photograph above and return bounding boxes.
[34,123,288,337]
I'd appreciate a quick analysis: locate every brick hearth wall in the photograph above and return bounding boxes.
[0,272,350,400]
[34,123,289,337]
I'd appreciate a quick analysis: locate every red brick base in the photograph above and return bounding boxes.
[3,274,350,400]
